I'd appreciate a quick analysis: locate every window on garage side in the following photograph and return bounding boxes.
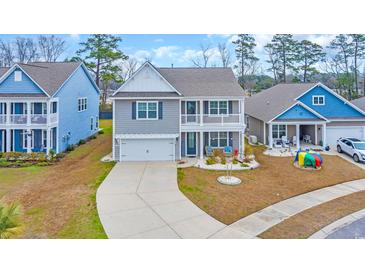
[137,101,158,120]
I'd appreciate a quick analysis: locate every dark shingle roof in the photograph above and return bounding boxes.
[0,62,83,97]
[351,97,365,111]
[245,83,317,122]
[157,67,243,97]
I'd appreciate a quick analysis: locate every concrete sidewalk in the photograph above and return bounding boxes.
[209,179,365,238]
[96,162,227,239]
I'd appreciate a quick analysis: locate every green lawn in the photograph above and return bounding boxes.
[0,120,115,238]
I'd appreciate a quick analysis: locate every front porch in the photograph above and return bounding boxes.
[181,130,245,160]
[0,127,57,153]
[268,122,327,151]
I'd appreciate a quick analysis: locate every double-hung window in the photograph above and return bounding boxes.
[78,98,88,112]
[312,95,325,106]
[209,132,228,147]
[90,117,94,130]
[137,101,158,120]
[209,101,228,115]
[272,125,286,139]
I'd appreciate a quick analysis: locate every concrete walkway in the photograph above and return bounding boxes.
[309,208,365,239]
[209,179,365,238]
[97,162,226,238]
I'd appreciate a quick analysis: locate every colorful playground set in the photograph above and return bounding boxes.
[294,150,324,170]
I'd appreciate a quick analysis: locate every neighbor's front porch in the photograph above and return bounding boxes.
[268,121,327,151]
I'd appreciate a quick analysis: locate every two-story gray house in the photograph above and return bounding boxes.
[111,61,245,162]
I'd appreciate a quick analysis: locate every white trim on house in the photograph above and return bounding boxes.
[312,95,325,106]
[113,61,182,96]
[136,101,159,120]
[77,97,88,112]
[112,100,115,160]
[22,129,34,149]
[0,64,51,97]
[115,133,179,139]
[268,101,329,123]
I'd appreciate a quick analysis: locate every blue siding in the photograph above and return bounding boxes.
[0,68,44,94]
[13,130,25,152]
[55,66,99,152]
[298,86,365,118]
[275,104,321,120]
[0,130,3,152]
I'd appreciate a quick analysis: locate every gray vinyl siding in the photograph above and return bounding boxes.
[113,99,180,160]
[114,99,179,134]
[246,115,265,144]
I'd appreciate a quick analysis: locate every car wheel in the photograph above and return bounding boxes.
[337,145,342,153]
[353,154,360,163]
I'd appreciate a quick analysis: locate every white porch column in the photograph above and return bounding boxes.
[240,99,244,124]
[6,129,11,152]
[314,124,318,145]
[46,128,51,155]
[322,123,327,148]
[199,131,204,159]
[241,130,245,158]
[268,123,273,148]
[199,100,203,126]
[47,101,51,125]
[263,122,266,145]
[296,124,300,150]
[26,130,32,153]
[6,101,11,124]
[26,101,31,126]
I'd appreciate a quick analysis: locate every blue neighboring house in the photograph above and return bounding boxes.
[245,83,365,149]
[0,62,100,154]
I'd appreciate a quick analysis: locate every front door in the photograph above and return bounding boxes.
[186,132,196,155]
[186,101,197,123]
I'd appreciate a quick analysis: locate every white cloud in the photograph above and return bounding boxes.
[154,38,164,43]
[153,46,180,59]
[303,34,336,47]
[69,34,80,41]
[131,49,152,62]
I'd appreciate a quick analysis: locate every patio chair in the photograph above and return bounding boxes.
[281,136,290,148]
[224,146,233,157]
[273,139,282,148]
[205,146,213,157]
[303,135,311,144]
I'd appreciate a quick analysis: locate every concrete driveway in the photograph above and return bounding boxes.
[327,149,365,170]
[96,161,226,238]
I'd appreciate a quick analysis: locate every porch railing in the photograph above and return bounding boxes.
[0,113,58,125]
[181,114,241,125]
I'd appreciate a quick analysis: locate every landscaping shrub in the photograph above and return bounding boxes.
[66,144,75,152]
[0,203,23,239]
[232,158,238,164]
[206,157,216,165]
[78,139,86,145]
[49,149,56,159]
[241,163,249,167]
[55,153,66,160]
[98,130,104,135]
[90,135,97,140]
[221,157,226,165]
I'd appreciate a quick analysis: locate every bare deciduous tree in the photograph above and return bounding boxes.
[0,40,14,67]
[15,37,39,63]
[121,58,138,80]
[191,44,213,67]
[217,43,231,67]
[38,35,66,62]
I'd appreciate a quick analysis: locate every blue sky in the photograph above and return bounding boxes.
[0,34,337,70]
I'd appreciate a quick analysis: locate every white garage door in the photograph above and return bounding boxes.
[326,126,364,145]
[120,138,175,161]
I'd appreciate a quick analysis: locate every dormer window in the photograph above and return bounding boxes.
[312,95,325,106]
[14,71,22,82]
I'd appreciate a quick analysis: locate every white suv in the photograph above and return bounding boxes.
[337,137,365,163]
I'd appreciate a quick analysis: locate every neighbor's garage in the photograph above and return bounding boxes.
[326,126,365,145]
[117,134,178,161]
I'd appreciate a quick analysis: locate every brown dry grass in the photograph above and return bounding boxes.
[0,120,114,238]
[260,190,365,239]
[178,145,365,224]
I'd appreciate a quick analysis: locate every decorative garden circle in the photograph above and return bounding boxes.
[217,176,242,185]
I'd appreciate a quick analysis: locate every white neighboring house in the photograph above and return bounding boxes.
[111,61,245,162]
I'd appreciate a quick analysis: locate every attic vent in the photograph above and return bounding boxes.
[14,71,22,82]
[266,101,270,105]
